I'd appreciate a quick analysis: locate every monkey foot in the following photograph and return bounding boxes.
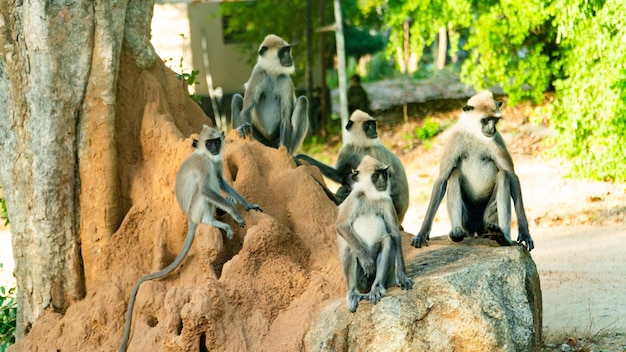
[411,234,429,248]
[486,223,510,246]
[365,285,387,304]
[347,291,365,313]
[449,227,467,242]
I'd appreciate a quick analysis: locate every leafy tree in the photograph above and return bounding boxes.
[548,0,626,181]
[220,0,385,71]
[361,0,626,181]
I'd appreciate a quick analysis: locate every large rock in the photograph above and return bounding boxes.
[306,237,542,352]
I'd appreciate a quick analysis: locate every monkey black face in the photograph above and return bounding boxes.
[278,46,293,67]
[371,168,389,192]
[481,117,500,138]
[205,137,222,155]
[346,119,378,139]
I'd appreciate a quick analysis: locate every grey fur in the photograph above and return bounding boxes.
[411,91,534,251]
[337,156,413,313]
[119,126,261,351]
[231,34,309,154]
[296,110,409,224]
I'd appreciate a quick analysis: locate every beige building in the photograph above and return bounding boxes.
[151,2,323,124]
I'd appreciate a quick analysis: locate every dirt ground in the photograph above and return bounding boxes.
[362,85,626,351]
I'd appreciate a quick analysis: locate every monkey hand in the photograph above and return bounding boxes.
[244,203,263,212]
[396,273,414,290]
[225,196,237,206]
[517,231,534,251]
[224,225,235,240]
[365,284,386,304]
[237,122,253,138]
[232,212,246,228]
[357,252,376,277]
[411,232,429,248]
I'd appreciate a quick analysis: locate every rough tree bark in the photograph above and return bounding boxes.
[0,0,156,338]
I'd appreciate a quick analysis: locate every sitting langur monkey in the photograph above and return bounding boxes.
[337,155,414,312]
[119,125,262,352]
[296,110,409,224]
[411,91,534,251]
[231,34,309,154]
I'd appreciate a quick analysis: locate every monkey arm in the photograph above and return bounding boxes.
[412,175,449,248]
[493,143,533,250]
[275,75,296,150]
[218,177,263,212]
[201,185,245,226]
[336,206,376,276]
[383,205,414,289]
[241,69,269,121]
[294,154,342,183]
[335,148,361,181]
[506,172,534,251]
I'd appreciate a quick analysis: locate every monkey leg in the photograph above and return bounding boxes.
[446,169,469,242]
[365,235,392,305]
[203,215,236,240]
[231,94,244,130]
[284,96,309,154]
[483,171,512,245]
[342,248,365,313]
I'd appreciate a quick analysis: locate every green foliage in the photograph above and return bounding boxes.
[547,0,626,182]
[0,264,16,351]
[362,0,626,181]
[220,1,324,84]
[0,196,7,226]
[414,117,441,141]
[164,34,202,105]
[363,52,397,82]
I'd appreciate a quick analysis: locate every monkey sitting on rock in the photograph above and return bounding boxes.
[296,110,409,225]
[411,91,534,251]
[337,155,413,313]
[231,34,309,154]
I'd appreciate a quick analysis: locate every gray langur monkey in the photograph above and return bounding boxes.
[296,110,409,224]
[411,91,534,251]
[337,155,414,313]
[119,125,262,352]
[231,34,309,154]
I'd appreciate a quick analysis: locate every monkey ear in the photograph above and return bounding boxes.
[463,105,474,112]
[258,46,268,56]
[345,120,354,130]
[192,139,198,148]
[351,170,359,182]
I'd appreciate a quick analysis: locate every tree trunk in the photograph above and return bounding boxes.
[0,0,156,337]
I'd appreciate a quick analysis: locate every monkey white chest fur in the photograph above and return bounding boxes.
[411,91,534,252]
[336,155,413,313]
[455,133,500,204]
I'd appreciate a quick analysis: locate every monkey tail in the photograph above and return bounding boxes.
[118,220,198,352]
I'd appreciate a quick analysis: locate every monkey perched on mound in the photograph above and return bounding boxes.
[119,126,262,351]
[337,155,413,312]
[231,34,309,154]
[296,110,409,224]
[411,91,534,251]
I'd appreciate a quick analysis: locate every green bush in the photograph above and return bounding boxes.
[414,117,441,141]
[0,264,16,351]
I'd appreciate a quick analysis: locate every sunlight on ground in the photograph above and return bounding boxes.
[0,226,15,289]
